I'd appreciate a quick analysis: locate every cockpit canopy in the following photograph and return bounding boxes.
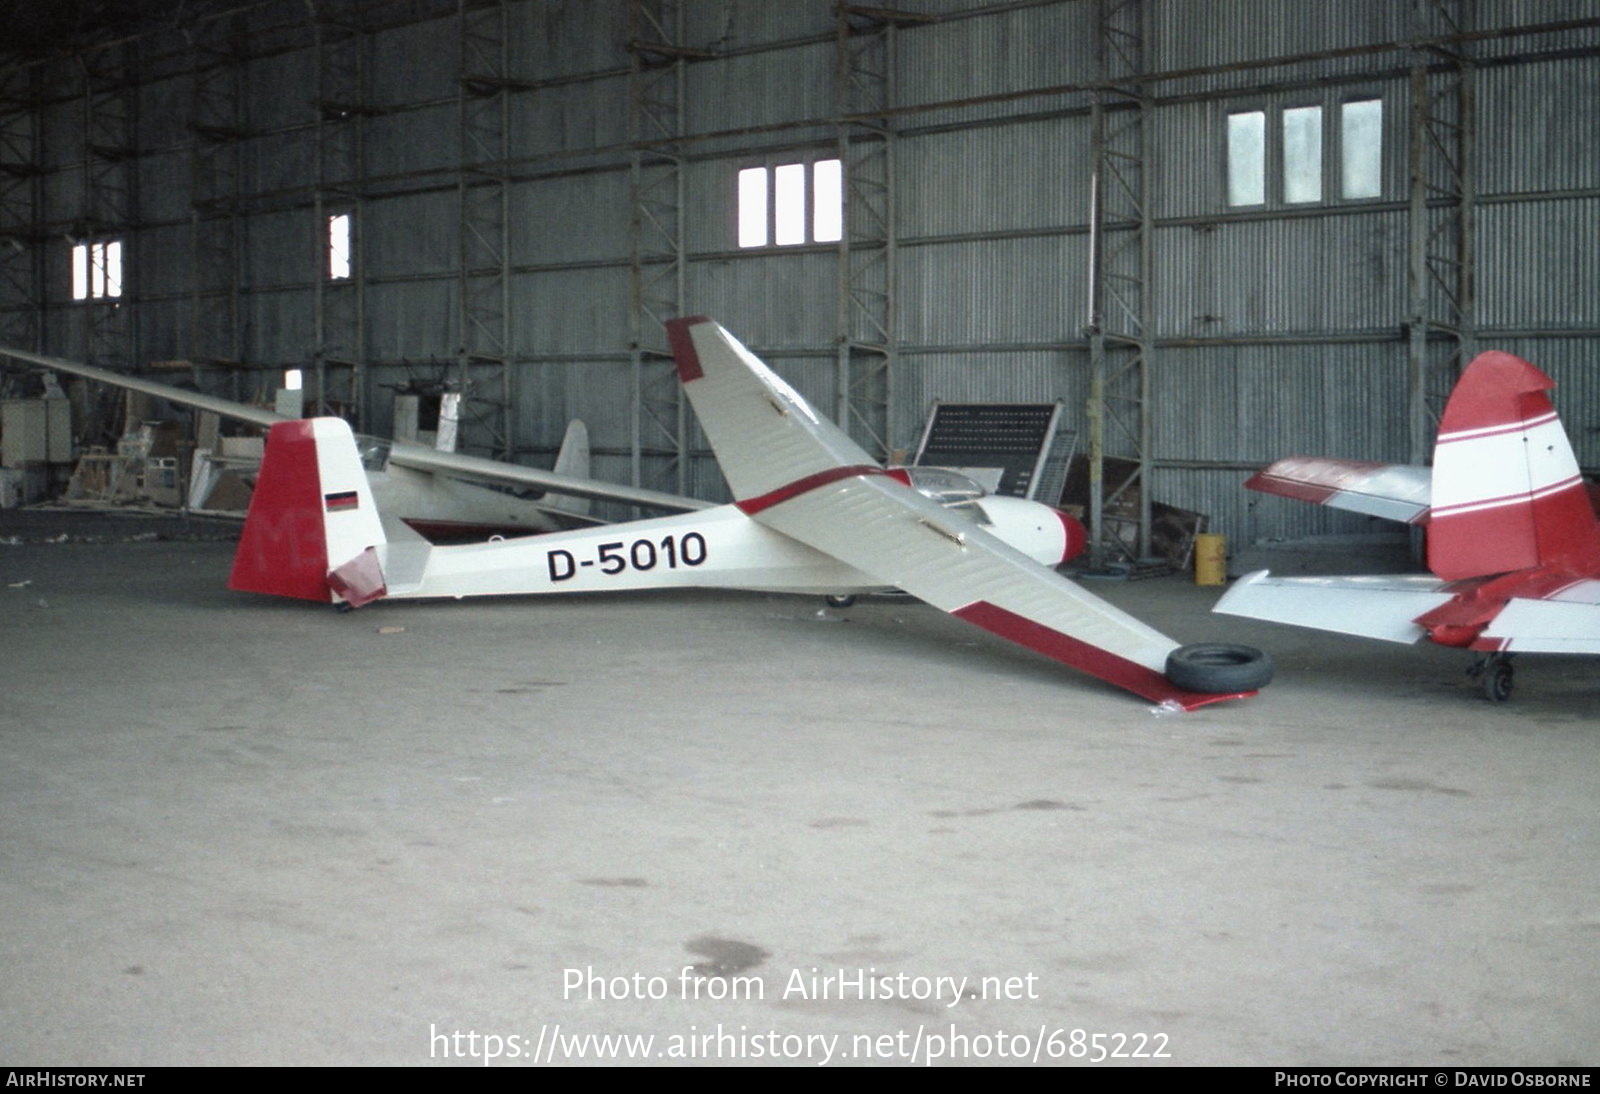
[900,466,988,508]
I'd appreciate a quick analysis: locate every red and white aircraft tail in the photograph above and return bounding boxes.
[1216,350,1600,700]
[229,417,390,606]
[1426,351,1600,581]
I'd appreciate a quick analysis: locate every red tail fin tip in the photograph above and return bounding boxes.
[1428,352,1599,580]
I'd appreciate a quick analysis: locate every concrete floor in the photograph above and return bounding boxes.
[1,510,1596,1067]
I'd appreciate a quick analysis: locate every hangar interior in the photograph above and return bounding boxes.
[0,0,1595,554]
[1,0,1598,1068]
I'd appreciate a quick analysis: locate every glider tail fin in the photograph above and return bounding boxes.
[228,417,390,606]
[541,419,593,519]
[1428,351,1600,580]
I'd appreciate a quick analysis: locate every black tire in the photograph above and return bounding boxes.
[824,595,857,609]
[1165,643,1274,693]
[1482,660,1513,703]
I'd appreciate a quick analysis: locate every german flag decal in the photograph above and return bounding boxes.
[324,490,359,512]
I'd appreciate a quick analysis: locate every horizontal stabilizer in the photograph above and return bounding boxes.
[1476,590,1600,655]
[1246,457,1431,525]
[1214,570,1455,644]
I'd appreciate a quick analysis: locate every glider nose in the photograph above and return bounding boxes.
[1056,509,1088,565]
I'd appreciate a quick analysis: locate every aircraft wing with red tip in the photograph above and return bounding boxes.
[667,317,1266,710]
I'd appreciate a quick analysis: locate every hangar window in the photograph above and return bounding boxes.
[737,159,843,248]
[326,212,352,280]
[1340,99,1383,199]
[1282,106,1323,204]
[1226,111,1266,206]
[71,239,123,301]
[1228,98,1383,206]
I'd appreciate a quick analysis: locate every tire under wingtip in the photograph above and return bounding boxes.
[1165,643,1274,693]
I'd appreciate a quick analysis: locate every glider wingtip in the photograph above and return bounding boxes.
[665,316,717,383]
[1162,688,1259,712]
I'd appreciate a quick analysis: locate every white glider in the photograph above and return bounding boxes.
[229,318,1271,708]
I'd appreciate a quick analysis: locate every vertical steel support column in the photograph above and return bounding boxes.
[1085,0,1152,565]
[79,41,137,372]
[628,0,703,495]
[457,0,517,458]
[310,0,367,427]
[833,4,931,460]
[1406,0,1476,465]
[0,63,42,354]
[188,16,244,369]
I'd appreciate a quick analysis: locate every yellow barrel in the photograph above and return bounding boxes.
[1194,533,1227,586]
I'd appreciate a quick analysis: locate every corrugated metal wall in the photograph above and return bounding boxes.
[1,0,1596,547]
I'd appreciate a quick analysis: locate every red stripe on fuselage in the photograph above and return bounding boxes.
[736,465,895,515]
[952,601,1252,710]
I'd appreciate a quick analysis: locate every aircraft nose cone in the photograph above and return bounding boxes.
[1056,509,1088,564]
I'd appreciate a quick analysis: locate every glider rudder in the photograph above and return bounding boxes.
[228,417,389,605]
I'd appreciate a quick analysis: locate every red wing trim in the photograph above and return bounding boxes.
[953,601,1254,711]
[665,315,714,383]
[736,465,894,515]
[1244,457,1390,504]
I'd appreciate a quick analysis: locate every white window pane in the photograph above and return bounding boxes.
[283,368,303,391]
[1283,106,1323,204]
[102,239,122,298]
[773,163,806,246]
[72,243,88,300]
[89,242,106,298]
[327,213,351,279]
[1341,99,1383,199]
[1227,111,1266,206]
[812,158,842,243]
[737,167,768,248]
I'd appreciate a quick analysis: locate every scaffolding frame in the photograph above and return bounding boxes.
[833,3,931,460]
[188,13,245,371]
[0,62,41,356]
[1085,0,1153,565]
[79,40,137,372]
[628,0,706,496]
[310,0,367,427]
[1407,0,1477,464]
[456,0,519,458]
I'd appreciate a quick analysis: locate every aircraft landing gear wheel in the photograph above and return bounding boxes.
[825,595,857,609]
[1164,643,1274,693]
[1479,654,1514,703]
